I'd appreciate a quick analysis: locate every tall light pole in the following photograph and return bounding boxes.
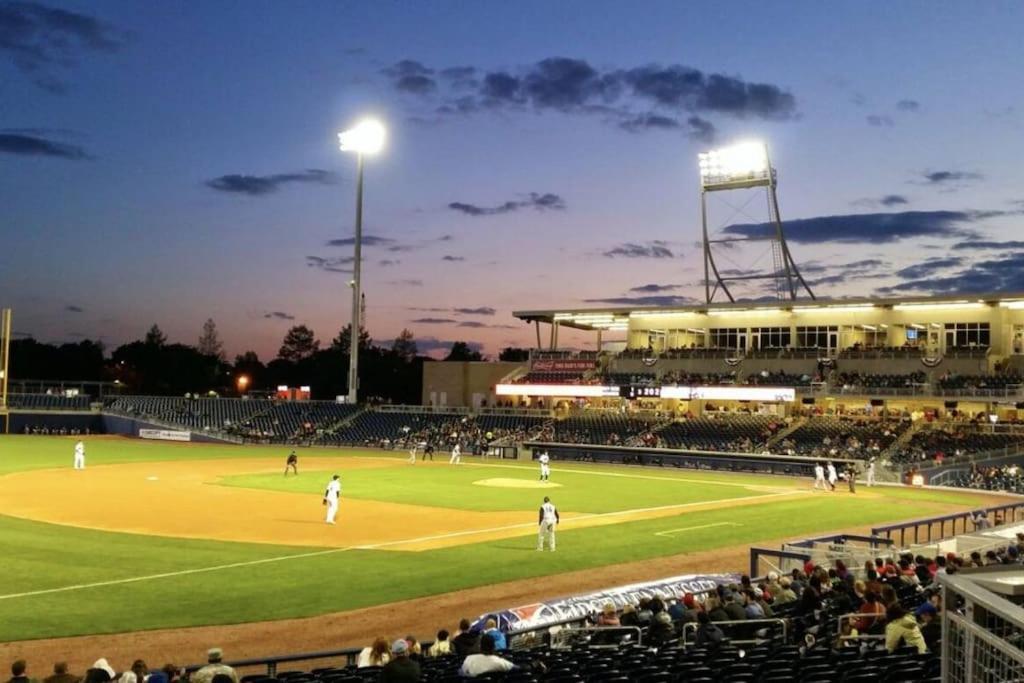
[338,119,386,404]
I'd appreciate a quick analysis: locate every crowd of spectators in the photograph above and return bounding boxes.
[895,425,1024,465]
[953,463,1024,494]
[833,372,927,392]
[778,418,908,460]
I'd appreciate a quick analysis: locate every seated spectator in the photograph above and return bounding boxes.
[704,595,729,622]
[119,661,147,683]
[380,639,420,683]
[356,637,391,668]
[191,650,236,683]
[693,611,724,651]
[722,591,747,620]
[44,663,79,683]
[885,603,927,654]
[742,590,764,619]
[402,636,422,661]
[459,634,515,678]
[451,619,480,658]
[619,604,640,626]
[596,603,620,626]
[8,660,31,683]
[855,591,885,632]
[636,597,654,624]
[426,630,451,658]
[648,611,675,645]
[917,602,941,652]
[482,618,507,651]
[774,576,797,604]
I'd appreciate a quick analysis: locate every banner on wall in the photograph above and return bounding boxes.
[531,359,597,372]
[139,429,191,442]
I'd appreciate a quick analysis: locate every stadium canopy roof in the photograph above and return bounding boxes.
[513,291,1024,331]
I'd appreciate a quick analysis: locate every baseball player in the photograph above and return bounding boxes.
[538,450,551,481]
[423,443,435,461]
[826,461,838,491]
[284,450,298,476]
[408,441,418,464]
[73,440,85,470]
[323,474,341,525]
[813,462,827,491]
[449,443,461,465]
[866,458,876,487]
[537,496,559,552]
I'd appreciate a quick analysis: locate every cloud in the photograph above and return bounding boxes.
[877,252,1024,295]
[896,99,921,112]
[722,210,1004,244]
[205,169,334,196]
[629,283,683,293]
[441,255,465,261]
[264,311,295,320]
[894,257,965,280]
[377,259,399,267]
[602,241,674,258]
[411,317,456,324]
[414,337,485,355]
[921,170,983,185]
[387,56,798,133]
[951,240,1024,251]
[0,1,126,91]
[448,192,565,216]
[0,132,90,159]
[306,255,352,273]
[453,307,496,316]
[64,304,83,313]
[457,321,487,328]
[852,194,909,208]
[388,279,424,286]
[583,295,698,306]
[866,114,894,127]
[326,235,394,247]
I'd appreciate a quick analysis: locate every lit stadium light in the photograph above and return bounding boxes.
[698,141,772,190]
[338,119,386,155]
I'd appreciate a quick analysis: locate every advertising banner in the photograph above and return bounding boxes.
[531,359,597,372]
[139,429,191,442]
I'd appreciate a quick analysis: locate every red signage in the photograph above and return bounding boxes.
[531,359,597,372]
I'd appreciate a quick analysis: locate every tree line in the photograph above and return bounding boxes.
[7,320,531,402]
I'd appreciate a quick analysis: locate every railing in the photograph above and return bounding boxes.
[933,386,1023,398]
[833,384,929,396]
[379,404,471,415]
[871,502,1024,547]
[477,406,553,417]
[184,647,364,676]
[836,612,887,642]
[681,618,788,646]
[547,625,643,650]
[940,570,1024,682]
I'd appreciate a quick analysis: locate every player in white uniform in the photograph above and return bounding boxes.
[813,462,827,491]
[866,459,876,487]
[826,461,838,491]
[537,496,559,552]
[408,442,418,464]
[323,474,341,524]
[538,451,551,481]
[449,443,461,465]
[73,440,85,470]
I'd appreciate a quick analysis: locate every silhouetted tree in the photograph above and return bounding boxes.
[144,324,167,346]
[445,341,483,361]
[331,324,372,355]
[198,318,225,360]
[278,325,319,362]
[392,329,418,362]
[499,347,530,362]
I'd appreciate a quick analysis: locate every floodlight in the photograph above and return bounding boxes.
[698,141,772,190]
[338,119,386,155]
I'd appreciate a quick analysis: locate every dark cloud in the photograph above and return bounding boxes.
[866,114,894,127]
[457,321,487,328]
[951,240,1024,251]
[306,255,352,273]
[623,65,797,119]
[326,235,394,247]
[921,170,983,185]
[448,192,565,216]
[722,210,1002,244]
[685,116,716,143]
[377,259,399,267]
[877,252,1024,295]
[411,317,456,324]
[440,66,477,89]
[206,169,334,196]
[602,241,674,258]
[381,59,436,94]
[264,311,295,321]
[0,132,90,159]
[407,307,449,313]
[453,307,496,316]
[389,279,424,287]
[618,113,680,132]
[583,295,698,306]
[894,257,965,280]
[64,304,83,313]
[0,1,126,91]
[628,283,683,293]
[441,255,465,262]
[880,194,908,206]
[896,99,921,112]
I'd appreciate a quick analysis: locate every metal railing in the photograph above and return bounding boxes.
[871,502,1024,547]
[548,625,643,650]
[681,618,787,646]
[940,570,1024,682]
[379,404,471,415]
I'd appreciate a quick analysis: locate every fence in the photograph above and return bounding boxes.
[940,570,1024,682]
[871,502,1024,547]
[681,618,788,646]
[749,534,892,578]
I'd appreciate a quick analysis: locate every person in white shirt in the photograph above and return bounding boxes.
[323,474,341,525]
[826,461,838,491]
[813,462,827,491]
[449,443,461,465]
[537,496,559,552]
[538,451,551,481]
[460,634,515,678]
[866,458,876,487]
[73,441,85,470]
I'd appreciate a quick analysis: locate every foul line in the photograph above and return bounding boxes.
[0,490,804,601]
[654,522,742,538]
[457,461,771,488]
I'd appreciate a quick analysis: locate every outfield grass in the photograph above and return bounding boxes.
[0,435,994,642]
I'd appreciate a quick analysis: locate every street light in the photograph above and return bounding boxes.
[338,118,386,405]
[236,374,250,394]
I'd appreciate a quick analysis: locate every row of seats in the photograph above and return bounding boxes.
[6,393,92,409]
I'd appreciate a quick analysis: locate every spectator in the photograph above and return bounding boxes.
[693,611,724,651]
[482,618,507,651]
[451,619,480,659]
[356,637,391,668]
[722,591,746,620]
[647,611,675,645]
[459,634,515,678]
[8,661,32,683]
[402,636,422,662]
[380,639,420,683]
[885,604,927,654]
[774,577,797,604]
[44,663,79,683]
[88,662,116,683]
[426,630,451,658]
[705,595,729,622]
[917,603,942,652]
[619,604,640,627]
[190,651,236,683]
[596,603,620,626]
[742,590,764,619]
[855,591,885,632]
[118,662,147,683]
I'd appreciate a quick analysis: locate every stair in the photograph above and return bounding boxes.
[322,406,367,436]
[766,417,807,449]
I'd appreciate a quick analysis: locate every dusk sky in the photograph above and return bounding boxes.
[3,1,1024,359]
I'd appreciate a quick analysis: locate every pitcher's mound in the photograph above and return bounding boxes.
[474,478,562,489]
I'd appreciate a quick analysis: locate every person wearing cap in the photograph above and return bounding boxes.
[323,474,341,525]
[379,639,420,683]
[916,602,941,652]
[459,634,515,678]
[190,649,237,683]
[596,603,620,626]
[90,661,116,683]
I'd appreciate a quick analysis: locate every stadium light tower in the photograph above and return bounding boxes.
[698,141,815,303]
[338,119,386,404]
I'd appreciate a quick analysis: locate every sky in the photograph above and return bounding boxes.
[2,0,1024,359]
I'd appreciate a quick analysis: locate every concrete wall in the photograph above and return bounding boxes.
[421,361,524,407]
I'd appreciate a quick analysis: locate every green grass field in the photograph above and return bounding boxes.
[0,435,991,643]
